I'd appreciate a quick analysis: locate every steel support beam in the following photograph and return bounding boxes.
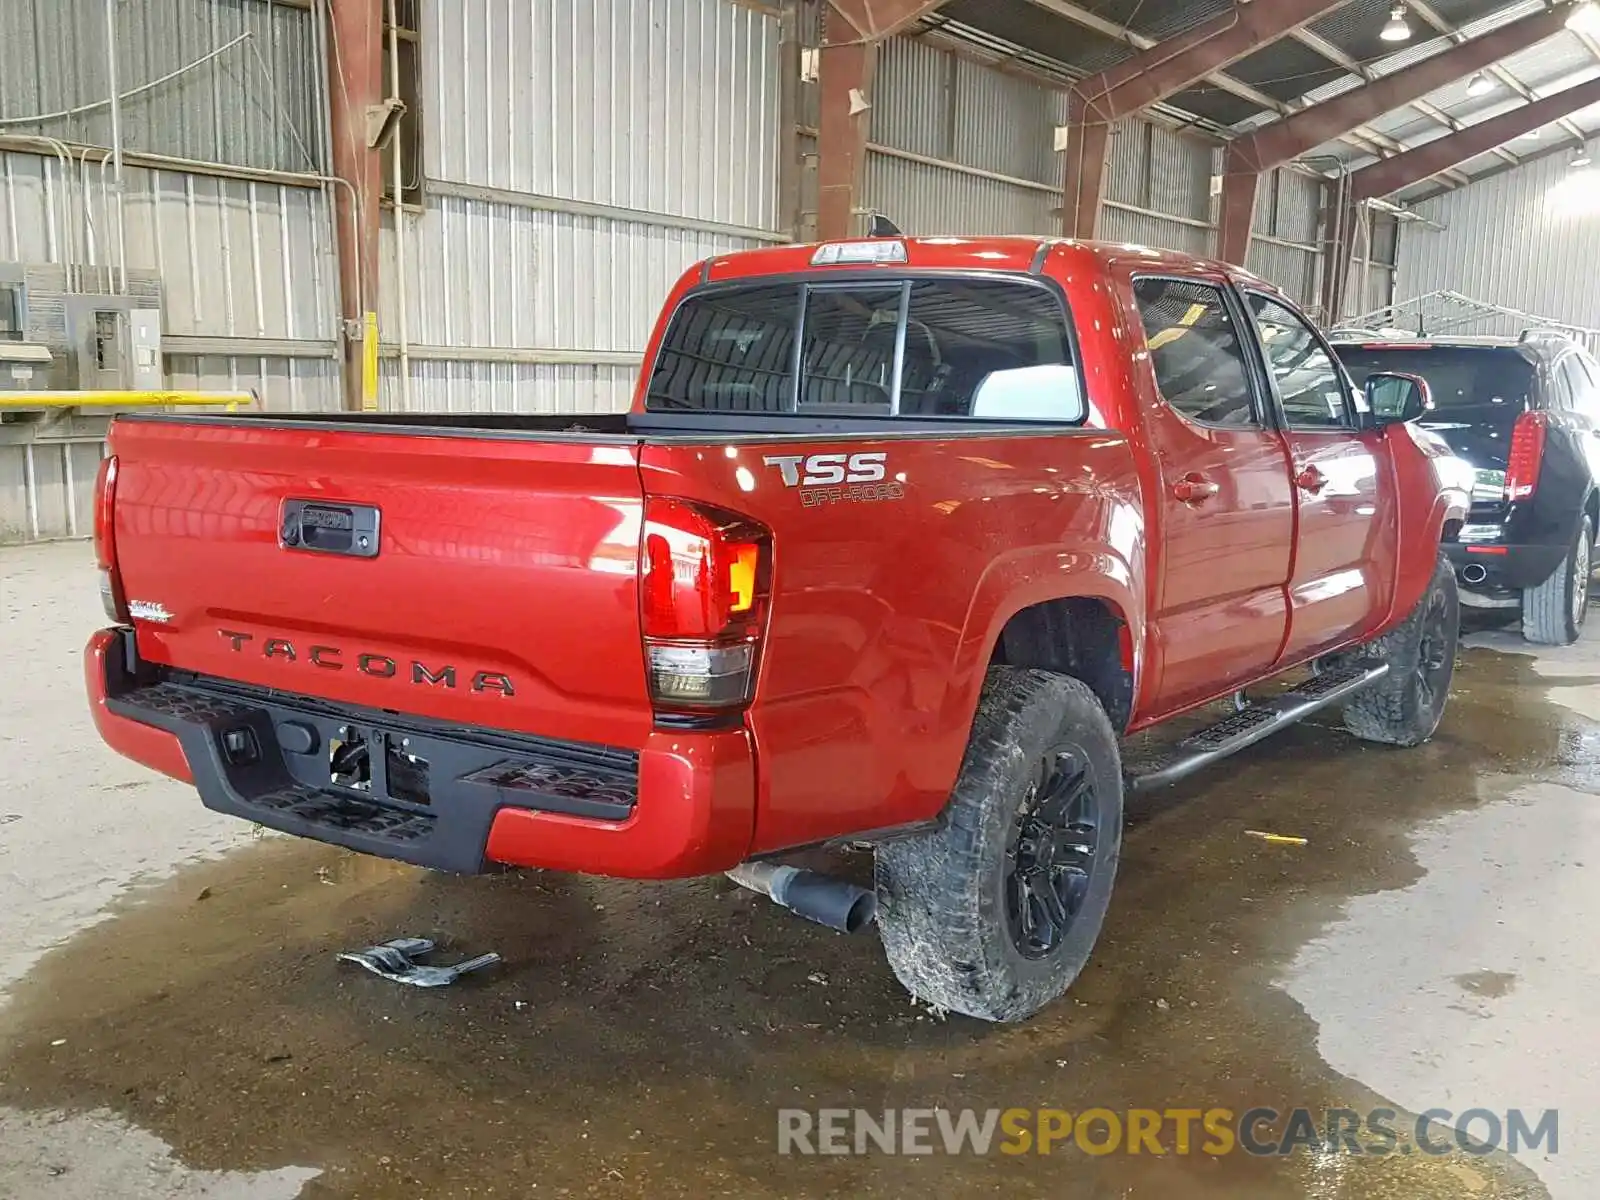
[1216,4,1570,264]
[828,0,947,39]
[1242,6,1568,170]
[1353,74,1600,200]
[1318,185,1361,321]
[1061,0,1346,237]
[816,0,948,240]
[326,0,383,411]
[1321,74,1600,319]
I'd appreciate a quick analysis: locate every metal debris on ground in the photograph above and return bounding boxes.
[336,937,501,988]
[1245,829,1309,847]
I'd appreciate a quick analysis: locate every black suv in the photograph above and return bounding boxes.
[1334,332,1600,645]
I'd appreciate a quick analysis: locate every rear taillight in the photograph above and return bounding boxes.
[94,454,130,623]
[640,497,770,712]
[1505,411,1547,502]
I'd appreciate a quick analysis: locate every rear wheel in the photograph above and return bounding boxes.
[1522,516,1592,645]
[1342,552,1458,747]
[874,668,1122,1023]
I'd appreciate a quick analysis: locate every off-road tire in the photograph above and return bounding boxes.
[1522,515,1591,646]
[1342,552,1458,747]
[874,668,1122,1023]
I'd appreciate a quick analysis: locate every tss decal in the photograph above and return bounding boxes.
[763,452,887,486]
[762,452,904,506]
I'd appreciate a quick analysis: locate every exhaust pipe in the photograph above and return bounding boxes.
[726,861,878,934]
[1461,563,1488,585]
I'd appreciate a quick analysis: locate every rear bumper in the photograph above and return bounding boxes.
[85,628,756,879]
[1445,541,1566,592]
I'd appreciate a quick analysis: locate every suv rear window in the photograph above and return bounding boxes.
[646,277,1082,422]
[1334,345,1535,420]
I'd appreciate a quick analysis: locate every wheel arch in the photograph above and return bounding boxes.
[989,596,1136,732]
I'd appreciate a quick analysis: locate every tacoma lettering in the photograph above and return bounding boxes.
[217,630,514,696]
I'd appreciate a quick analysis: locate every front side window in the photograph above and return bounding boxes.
[1131,277,1257,428]
[646,277,1082,422]
[1247,294,1350,429]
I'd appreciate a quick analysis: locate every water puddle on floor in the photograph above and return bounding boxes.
[0,645,1591,1198]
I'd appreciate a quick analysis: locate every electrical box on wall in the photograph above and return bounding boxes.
[0,343,53,392]
[127,309,162,391]
[0,261,164,391]
[68,298,163,392]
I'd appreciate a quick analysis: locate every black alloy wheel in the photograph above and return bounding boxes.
[1004,748,1100,960]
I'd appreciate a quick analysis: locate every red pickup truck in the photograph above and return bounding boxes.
[86,236,1469,1021]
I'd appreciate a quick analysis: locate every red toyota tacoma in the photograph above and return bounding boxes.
[86,236,1469,1021]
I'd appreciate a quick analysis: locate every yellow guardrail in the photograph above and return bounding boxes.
[0,390,256,411]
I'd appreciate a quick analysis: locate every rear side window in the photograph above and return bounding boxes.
[646,277,1082,422]
[1132,277,1256,428]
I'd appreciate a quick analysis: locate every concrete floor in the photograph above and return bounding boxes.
[2,539,1597,1198]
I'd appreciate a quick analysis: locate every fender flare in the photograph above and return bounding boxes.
[937,540,1144,753]
[1388,488,1469,626]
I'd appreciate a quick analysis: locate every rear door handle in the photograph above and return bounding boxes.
[1295,465,1327,494]
[1172,473,1219,504]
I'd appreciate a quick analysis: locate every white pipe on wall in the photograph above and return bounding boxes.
[104,0,128,294]
[388,0,410,411]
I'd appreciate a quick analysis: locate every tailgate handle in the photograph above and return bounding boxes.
[281,499,381,558]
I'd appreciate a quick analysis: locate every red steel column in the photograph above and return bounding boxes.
[1061,89,1112,239]
[1217,169,1261,266]
[1060,0,1346,238]
[817,7,876,241]
[327,0,384,411]
[815,0,948,241]
[1318,185,1360,322]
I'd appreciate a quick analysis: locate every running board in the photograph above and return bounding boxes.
[1125,660,1389,794]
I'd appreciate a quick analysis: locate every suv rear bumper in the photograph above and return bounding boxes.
[86,628,756,879]
[1445,541,1566,592]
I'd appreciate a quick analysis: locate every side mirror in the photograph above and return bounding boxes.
[1365,371,1432,425]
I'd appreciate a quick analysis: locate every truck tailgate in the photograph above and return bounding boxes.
[108,417,654,749]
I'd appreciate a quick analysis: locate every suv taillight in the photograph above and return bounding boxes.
[1505,411,1547,502]
[94,454,130,623]
[640,497,770,711]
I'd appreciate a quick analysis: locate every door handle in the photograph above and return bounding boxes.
[1295,465,1327,494]
[1172,473,1220,504]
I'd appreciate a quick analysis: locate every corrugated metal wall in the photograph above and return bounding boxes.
[0,0,336,543]
[1244,167,1322,309]
[381,0,784,413]
[1100,117,1214,257]
[854,36,1327,309]
[0,0,324,174]
[0,151,340,402]
[1396,152,1600,335]
[0,429,107,545]
[860,38,1063,236]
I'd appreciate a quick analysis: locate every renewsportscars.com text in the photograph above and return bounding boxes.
[777,1107,1558,1158]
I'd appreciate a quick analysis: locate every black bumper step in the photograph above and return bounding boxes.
[1125,659,1388,794]
[104,666,638,874]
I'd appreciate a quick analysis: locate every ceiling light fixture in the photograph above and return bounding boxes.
[1467,72,1495,97]
[1381,4,1413,41]
[1567,0,1600,37]
[1520,128,1543,140]
[1573,145,1594,168]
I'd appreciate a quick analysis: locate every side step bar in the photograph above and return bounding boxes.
[1125,659,1388,794]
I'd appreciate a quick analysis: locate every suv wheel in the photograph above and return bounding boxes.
[1523,515,1592,646]
[874,668,1121,1023]
[1342,552,1459,747]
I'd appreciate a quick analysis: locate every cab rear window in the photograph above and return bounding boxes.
[646,277,1084,423]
